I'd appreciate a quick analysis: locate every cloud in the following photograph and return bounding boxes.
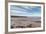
[10,5,41,16]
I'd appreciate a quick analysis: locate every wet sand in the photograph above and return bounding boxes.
[11,16,41,28]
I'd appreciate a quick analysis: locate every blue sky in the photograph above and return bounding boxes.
[10,5,41,17]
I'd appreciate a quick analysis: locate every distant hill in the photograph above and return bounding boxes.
[11,16,27,18]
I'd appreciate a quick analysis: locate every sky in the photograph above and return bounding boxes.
[10,5,41,17]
